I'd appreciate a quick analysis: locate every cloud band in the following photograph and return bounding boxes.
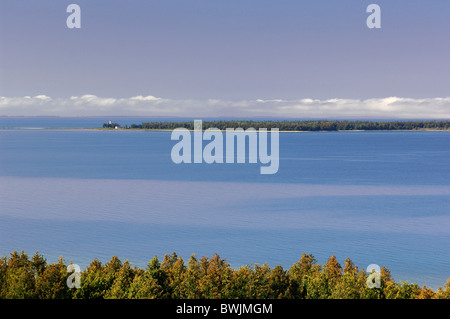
[1,95,449,118]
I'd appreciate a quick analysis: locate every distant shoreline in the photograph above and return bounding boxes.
[1,127,449,132]
[103,119,450,132]
[1,119,449,132]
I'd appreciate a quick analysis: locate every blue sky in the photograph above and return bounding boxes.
[0,0,449,118]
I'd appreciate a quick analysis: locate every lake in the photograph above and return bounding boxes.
[0,120,449,289]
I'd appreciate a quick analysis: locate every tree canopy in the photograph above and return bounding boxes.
[1,250,449,299]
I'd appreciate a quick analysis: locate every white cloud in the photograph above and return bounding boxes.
[34,95,52,101]
[130,95,162,102]
[0,95,449,118]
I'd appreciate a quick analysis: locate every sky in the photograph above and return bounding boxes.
[0,0,449,118]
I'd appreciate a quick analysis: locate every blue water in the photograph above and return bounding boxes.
[0,121,449,289]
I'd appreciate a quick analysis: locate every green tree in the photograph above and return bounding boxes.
[127,271,164,299]
[127,255,168,299]
[395,282,421,299]
[358,269,381,299]
[147,255,170,298]
[35,256,71,299]
[181,254,202,298]
[224,265,252,298]
[416,285,436,299]
[106,260,136,299]
[331,258,360,299]
[440,278,450,299]
[268,265,292,298]
[31,251,47,278]
[380,266,396,299]
[250,264,272,299]
[323,255,342,282]
[163,255,186,298]
[73,257,119,299]
[436,278,450,299]
[289,253,320,298]
[4,251,35,299]
[0,256,7,298]
[198,254,231,298]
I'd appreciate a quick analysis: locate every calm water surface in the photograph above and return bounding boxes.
[0,121,449,289]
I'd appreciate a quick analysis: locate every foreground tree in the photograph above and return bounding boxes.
[1,251,449,299]
[4,251,35,299]
[198,254,232,298]
[105,260,136,299]
[35,256,71,299]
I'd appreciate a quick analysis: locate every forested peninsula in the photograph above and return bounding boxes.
[103,120,450,131]
[1,251,449,299]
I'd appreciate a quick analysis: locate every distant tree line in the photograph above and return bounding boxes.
[106,120,450,131]
[1,250,449,299]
